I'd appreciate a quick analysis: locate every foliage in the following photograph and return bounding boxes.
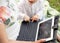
[48,0,60,12]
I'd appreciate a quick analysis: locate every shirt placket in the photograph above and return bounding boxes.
[31,5,34,18]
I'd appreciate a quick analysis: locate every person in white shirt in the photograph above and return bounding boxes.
[18,0,45,22]
[0,0,46,43]
[0,0,60,43]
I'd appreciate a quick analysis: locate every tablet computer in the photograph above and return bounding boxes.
[17,20,39,41]
[17,16,58,42]
[35,16,55,41]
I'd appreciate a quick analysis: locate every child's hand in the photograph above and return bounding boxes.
[0,6,11,22]
[31,15,39,22]
[34,39,46,43]
[24,15,30,22]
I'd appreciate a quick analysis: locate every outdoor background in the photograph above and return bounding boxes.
[48,0,60,31]
[48,0,60,12]
[0,0,60,43]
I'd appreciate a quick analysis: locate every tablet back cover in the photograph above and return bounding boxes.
[17,21,39,41]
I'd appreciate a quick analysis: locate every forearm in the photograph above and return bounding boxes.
[0,23,8,43]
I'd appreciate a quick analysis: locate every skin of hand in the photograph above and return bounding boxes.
[34,39,45,43]
[31,15,39,22]
[9,39,45,43]
[24,15,30,22]
[57,34,60,42]
[0,23,8,43]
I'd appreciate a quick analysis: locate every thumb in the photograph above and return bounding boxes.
[37,39,46,43]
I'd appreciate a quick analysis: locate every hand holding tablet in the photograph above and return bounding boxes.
[17,16,59,43]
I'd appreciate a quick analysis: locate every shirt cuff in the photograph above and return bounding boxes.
[36,11,45,20]
[17,13,26,20]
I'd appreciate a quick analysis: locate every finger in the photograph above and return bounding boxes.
[25,20,29,22]
[31,16,37,22]
[34,18,37,21]
[32,18,35,22]
[37,39,46,43]
[27,19,30,22]
[33,18,38,22]
[25,19,30,22]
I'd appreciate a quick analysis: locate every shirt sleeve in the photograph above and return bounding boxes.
[17,1,27,20]
[35,1,46,20]
[36,9,45,20]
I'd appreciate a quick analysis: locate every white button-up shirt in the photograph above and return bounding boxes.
[18,0,45,20]
[0,0,46,40]
[0,0,60,40]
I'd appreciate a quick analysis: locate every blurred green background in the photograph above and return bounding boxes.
[48,0,60,31]
[48,0,60,12]
[47,0,60,43]
[48,1,60,42]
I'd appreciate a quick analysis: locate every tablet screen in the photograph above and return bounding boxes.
[38,19,52,39]
[35,17,54,41]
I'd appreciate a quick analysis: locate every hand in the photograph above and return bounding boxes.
[34,39,46,43]
[31,15,39,22]
[24,15,30,22]
[57,34,60,42]
[9,39,45,43]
